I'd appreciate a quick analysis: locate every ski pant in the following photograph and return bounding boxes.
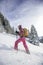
[14,37,29,52]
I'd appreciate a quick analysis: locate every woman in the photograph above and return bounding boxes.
[14,25,30,53]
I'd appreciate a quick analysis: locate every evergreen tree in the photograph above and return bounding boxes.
[29,25,39,46]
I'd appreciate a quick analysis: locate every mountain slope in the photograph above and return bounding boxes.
[0,33,43,65]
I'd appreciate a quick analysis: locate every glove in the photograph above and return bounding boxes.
[16,31,19,34]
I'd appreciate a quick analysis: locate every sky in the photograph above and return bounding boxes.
[0,0,43,36]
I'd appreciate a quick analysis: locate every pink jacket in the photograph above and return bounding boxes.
[19,28,24,37]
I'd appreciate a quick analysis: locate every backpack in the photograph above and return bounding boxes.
[23,28,29,37]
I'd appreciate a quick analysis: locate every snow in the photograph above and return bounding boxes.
[0,33,43,65]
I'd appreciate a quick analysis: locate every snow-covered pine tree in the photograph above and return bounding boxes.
[29,25,39,46]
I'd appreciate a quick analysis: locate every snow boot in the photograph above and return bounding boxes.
[26,50,30,54]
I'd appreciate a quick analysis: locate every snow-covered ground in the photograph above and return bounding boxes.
[0,33,43,65]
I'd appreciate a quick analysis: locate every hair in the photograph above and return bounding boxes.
[18,25,22,29]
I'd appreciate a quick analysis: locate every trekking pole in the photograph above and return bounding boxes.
[16,28,18,39]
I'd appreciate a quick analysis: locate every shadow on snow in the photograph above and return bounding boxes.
[0,43,12,50]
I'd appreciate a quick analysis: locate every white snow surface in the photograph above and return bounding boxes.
[0,33,43,65]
